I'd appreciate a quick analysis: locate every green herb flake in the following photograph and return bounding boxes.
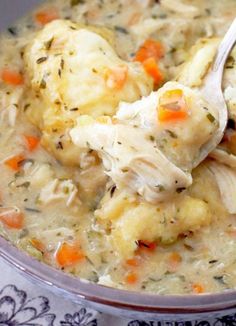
[206,113,215,123]
[39,79,46,89]
[16,181,31,189]
[114,26,129,34]
[166,130,177,139]
[71,0,84,6]
[44,37,54,50]
[8,27,17,36]
[63,186,69,194]
[36,57,48,64]
[213,275,226,285]
[156,184,165,192]
[176,187,186,193]
[60,59,65,70]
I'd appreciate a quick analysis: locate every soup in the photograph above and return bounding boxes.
[1,0,236,295]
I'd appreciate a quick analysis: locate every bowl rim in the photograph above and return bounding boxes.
[1,235,236,315]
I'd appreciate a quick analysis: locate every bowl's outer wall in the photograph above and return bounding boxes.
[0,0,41,31]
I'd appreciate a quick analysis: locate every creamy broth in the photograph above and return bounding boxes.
[1,0,236,295]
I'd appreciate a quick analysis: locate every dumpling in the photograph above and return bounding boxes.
[23,19,153,166]
[95,186,212,258]
[94,160,227,258]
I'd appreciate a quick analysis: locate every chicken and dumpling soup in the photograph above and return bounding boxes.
[1,0,236,294]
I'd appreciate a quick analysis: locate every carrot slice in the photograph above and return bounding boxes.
[167,252,182,272]
[1,69,24,86]
[31,238,45,252]
[56,242,85,267]
[4,155,25,171]
[105,66,128,90]
[125,271,138,284]
[126,258,140,267]
[158,89,189,122]
[192,283,204,294]
[0,208,24,229]
[142,58,163,85]
[35,8,59,25]
[24,135,40,152]
[128,12,142,26]
[158,110,188,122]
[134,39,165,63]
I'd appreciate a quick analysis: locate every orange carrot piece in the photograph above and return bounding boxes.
[192,283,204,294]
[126,257,140,267]
[125,271,138,285]
[31,238,45,252]
[167,252,182,272]
[142,58,163,85]
[158,109,188,122]
[24,135,40,152]
[35,8,59,25]
[1,69,24,86]
[56,242,85,267]
[158,88,189,122]
[105,66,128,90]
[4,155,25,171]
[0,209,24,229]
[134,39,165,63]
[128,12,142,26]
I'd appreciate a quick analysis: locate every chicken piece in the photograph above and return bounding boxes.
[38,179,79,207]
[95,187,212,258]
[23,19,153,166]
[71,81,218,203]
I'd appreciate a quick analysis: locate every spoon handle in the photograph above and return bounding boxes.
[195,19,236,168]
[212,18,236,77]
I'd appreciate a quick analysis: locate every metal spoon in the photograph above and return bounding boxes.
[193,18,236,168]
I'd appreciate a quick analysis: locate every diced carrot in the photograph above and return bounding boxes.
[125,271,138,284]
[167,252,182,272]
[0,208,24,229]
[56,242,85,267]
[126,257,140,267]
[4,155,25,171]
[105,66,128,90]
[134,39,165,63]
[86,9,100,21]
[158,110,188,122]
[192,283,204,294]
[128,12,142,26]
[24,135,40,152]
[35,8,59,25]
[142,58,163,85]
[1,69,24,86]
[31,238,45,252]
[158,89,189,122]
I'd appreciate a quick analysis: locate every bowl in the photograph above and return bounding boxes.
[1,0,236,322]
[1,232,236,321]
